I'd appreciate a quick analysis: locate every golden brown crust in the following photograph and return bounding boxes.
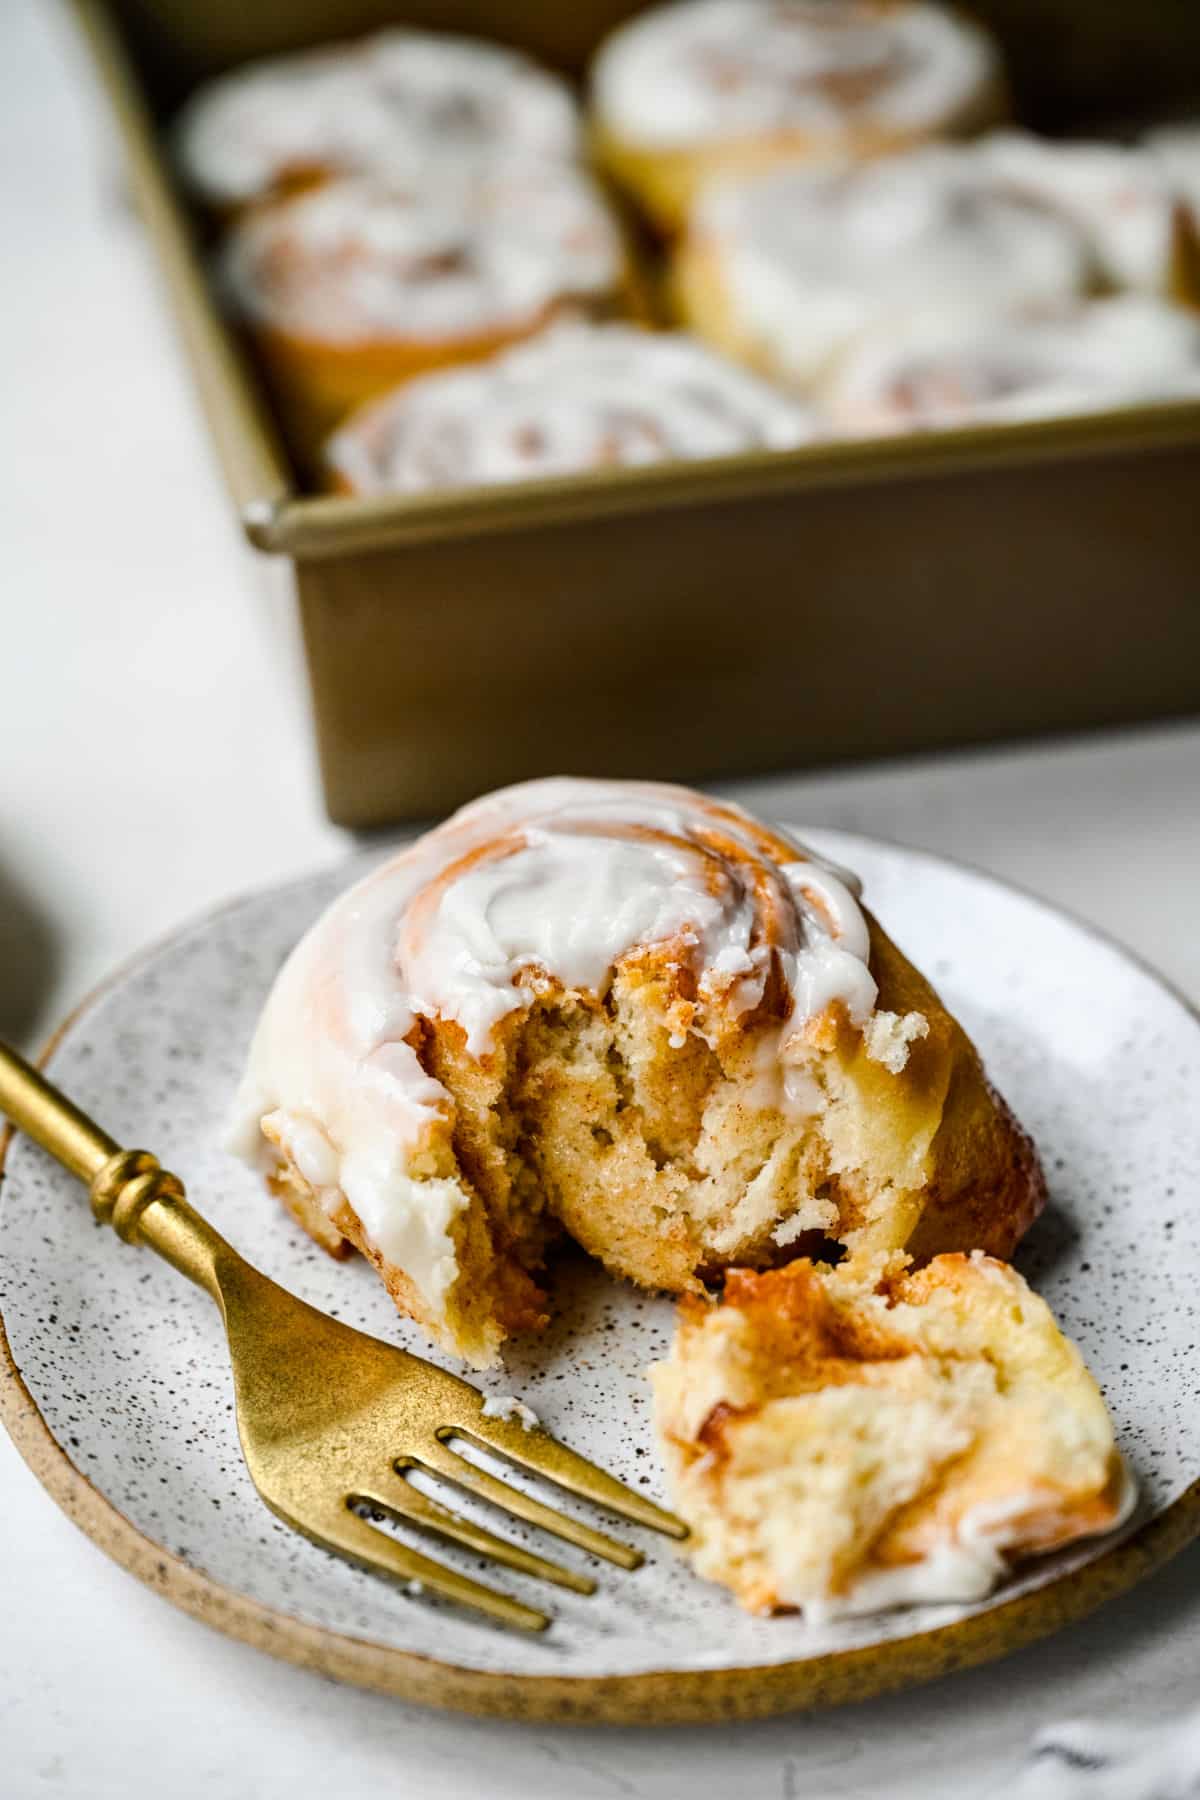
[709,1261,914,1389]
[858,914,1047,1261]
[267,1163,352,1260]
[261,1110,548,1366]
[669,230,778,371]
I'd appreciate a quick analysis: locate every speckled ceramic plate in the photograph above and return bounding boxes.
[3,832,1199,1725]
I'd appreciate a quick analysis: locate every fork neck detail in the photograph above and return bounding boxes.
[90,1148,234,1302]
[0,1041,238,1306]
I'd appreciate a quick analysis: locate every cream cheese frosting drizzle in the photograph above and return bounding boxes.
[592,0,1000,151]
[231,780,888,1295]
[805,1455,1138,1622]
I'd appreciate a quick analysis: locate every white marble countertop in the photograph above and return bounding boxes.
[3,4,1199,1794]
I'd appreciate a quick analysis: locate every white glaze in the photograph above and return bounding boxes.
[824,294,1200,435]
[327,322,817,492]
[592,0,1000,151]
[805,1456,1138,1622]
[480,1395,541,1431]
[700,131,1193,388]
[979,132,1185,294]
[698,142,1094,385]
[223,164,623,344]
[230,779,886,1299]
[174,28,581,207]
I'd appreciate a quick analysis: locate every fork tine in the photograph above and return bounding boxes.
[305,1504,551,1633]
[455,1417,689,1539]
[356,1467,596,1595]
[423,1435,645,1569]
[426,1440,662,1569]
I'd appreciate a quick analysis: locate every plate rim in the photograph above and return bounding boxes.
[3,832,1199,1726]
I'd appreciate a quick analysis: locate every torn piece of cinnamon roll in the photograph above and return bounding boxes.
[651,1253,1133,1617]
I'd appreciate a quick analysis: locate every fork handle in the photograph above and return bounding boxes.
[0,1038,234,1301]
[0,1039,118,1180]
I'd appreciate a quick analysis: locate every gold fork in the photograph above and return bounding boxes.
[0,1041,685,1633]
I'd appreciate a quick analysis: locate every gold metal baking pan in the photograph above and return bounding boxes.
[70,0,1200,827]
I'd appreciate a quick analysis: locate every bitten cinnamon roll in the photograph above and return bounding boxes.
[173,28,581,213]
[590,0,1006,234]
[325,322,818,494]
[652,1254,1133,1618]
[221,164,636,454]
[823,295,1200,435]
[675,131,1200,390]
[230,778,1044,1366]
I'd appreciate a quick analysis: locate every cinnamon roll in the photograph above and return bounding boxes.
[823,295,1200,436]
[590,0,1007,234]
[230,778,1044,1366]
[325,322,818,494]
[652,1253,1133,1618]
[675,131,1200,392]
[173,28,581,213]
[674,141,1097,388]
[221,164,636,454]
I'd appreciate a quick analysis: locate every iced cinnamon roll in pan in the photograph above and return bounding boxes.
[674,133,1198,391]
[230,779,1044,1366]
[823,295,1200,436]
[590,0,1006,233]
[325,323,818,494]
[174,28,582,214]
[221,164,637,453]
[652,1253,1134,1617]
